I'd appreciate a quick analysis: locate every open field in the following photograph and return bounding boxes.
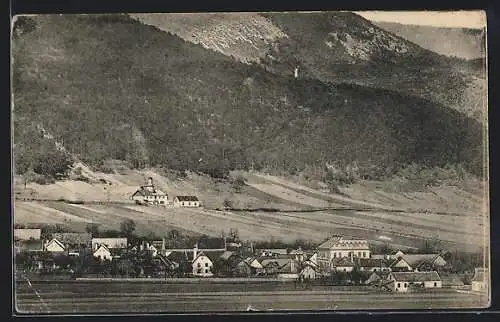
[13,169,488,251]
[14,280,489,313]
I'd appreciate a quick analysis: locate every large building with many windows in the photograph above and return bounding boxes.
[316,235,370,271]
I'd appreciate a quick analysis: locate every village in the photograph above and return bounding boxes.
[14,177,489,295]
[14,221,488,294]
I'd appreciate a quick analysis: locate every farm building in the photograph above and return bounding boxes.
[471,268,488,293]
[91,238,128,250]
[317,235,370,270]
[388,271,442,292]
[173,196,200,207]
[14,228,41,241]
[131,177,168,206]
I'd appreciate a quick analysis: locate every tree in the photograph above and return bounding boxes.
[229,228,240,242]
[120,219,136,239]
[232,175,246,193]
[85,223,100,237]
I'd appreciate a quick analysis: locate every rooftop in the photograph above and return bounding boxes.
[390,271,441,282]
[331,257,355,267]
[175,196,199,201]
[317,236,369,250]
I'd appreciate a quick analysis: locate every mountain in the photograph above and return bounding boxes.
[372,21,486,60]
[131,12,487,122]
[12,14,484,182]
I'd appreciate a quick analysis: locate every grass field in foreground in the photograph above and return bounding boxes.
[14,281,489,313]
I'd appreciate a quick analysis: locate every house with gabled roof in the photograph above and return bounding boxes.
[365,270,391,285]
[192,251,213,277]
[173,196,200,207]
[93,244,113,261]
[388,257,413,272]
[388,271,442,292]
[330,257,355,273]
[277,259,301,279]
[299,261,319,280]
[44,238,66,253]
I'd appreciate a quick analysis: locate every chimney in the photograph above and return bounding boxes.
[294,66,299,79]
[147,177,153,186]
[162,238,165,251]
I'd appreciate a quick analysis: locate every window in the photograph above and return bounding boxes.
[333,253,337,258]
[358,252,361,257]
[182,202,184,206]
[343,268,347,272]
[197,269,202,273]
[197,263,201,268]
[205,269,209,273]
[363,252,366,258]
[188,202,191,206]
[397,283,401,288]
[404,283,408,288]
[434,282,437,287]
[205,263,208,267]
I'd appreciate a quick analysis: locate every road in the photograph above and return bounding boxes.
[14,280,489,313]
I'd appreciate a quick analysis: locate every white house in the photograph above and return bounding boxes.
[91,238,128,250]
[388,271,442,292]
[44,238,66,253]
[471,268,488,293]
[93,244,113,261]
[192,251,214,277]
[317,235,370,271]
[131,177,168,206]
[173,196,200,207]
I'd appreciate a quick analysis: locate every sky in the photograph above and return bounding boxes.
[354,11,486,29]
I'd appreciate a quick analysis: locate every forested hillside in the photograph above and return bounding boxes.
[12,14,484,183]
